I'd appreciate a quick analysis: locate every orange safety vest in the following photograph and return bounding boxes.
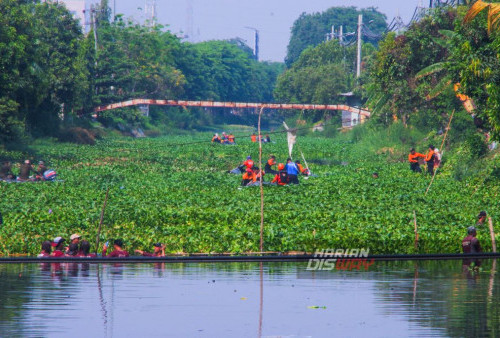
[408,153,424,163]
[425,150,435,162]
[242,172,256,182]
[267,159,276,166]
[297,163,306,173]
[228,135,235,142]
[271,172,287,185]
[251,135,257,142]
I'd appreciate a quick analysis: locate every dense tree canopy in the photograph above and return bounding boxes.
[285,7,387,67]
[0,0,284,143]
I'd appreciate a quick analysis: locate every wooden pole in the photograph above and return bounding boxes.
[413,210,419,250]
[489,217,496,253]
[425,110,454,196]
[258,107,264,253]
[95,186,110,255]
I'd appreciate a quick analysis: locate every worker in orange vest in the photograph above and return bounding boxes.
[408,148,425,172]
[241,168,256,186]
[425,145,436,174]
[228,133,235,144]
[264,155,277,175]
[243,156,254,169]
[211,133,221,143]
[295,160,309,176]
[271,163,288,185]
[251,133,257,142]
[253,166,264,182]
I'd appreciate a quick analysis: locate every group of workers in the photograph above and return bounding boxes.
[250,133,271,143]
[408,145,441,174]
[38,235,166,258]
[211,132,235,144]
[0,160,56,182]
[240,155,309,186]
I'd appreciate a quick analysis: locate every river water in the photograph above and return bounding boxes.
[0,259,498,337]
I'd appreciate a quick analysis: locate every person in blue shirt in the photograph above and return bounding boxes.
[285,158,300,184]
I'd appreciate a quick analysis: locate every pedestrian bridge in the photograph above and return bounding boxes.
[93,99,371,119]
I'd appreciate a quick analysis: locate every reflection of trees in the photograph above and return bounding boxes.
[0,265,34,331]
[373,260,498,337]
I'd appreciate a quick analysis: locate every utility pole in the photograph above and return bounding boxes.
[339,25,343,44]
[356,14,362,78]
[91,4,98,67]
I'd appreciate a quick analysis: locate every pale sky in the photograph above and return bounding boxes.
[92,0,425,62]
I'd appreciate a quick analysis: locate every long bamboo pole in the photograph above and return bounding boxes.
[425,110,455,195]
[258,107,264,253]
[95,186,110,255]
[413,210,419,250]
[489,217,496,253]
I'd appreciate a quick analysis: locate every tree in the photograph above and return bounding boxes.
[366,9,460,128]
[285,7,387,67]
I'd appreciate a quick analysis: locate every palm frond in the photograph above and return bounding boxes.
[488,4,500,33]
[425,76,453,100]
[415,62,447,79]
[464,0,490,24]
[367,92,391,113]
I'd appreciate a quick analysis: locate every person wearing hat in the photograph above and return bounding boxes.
[65,234,82,254]
[477,211,487,226]
[103,239,129,257]
[35,161,48,181]
[135,243,166,257]
[408,148,425,172]
[70,234,81,245]
[50,237,66,257]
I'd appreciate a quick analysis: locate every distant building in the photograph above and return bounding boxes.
[340,92,363,128]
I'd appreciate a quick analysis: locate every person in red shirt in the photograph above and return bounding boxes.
[271,163,288,185]
[103,239,129,257]
[38,241,52,257]
[425,145,436,174]
[135,243,166,257]
[462,226,481,270]
[462,227,481,254]
[408,148,425,172]
[77,240,97,257]
[50,237,66,257]
[251,133,257,142]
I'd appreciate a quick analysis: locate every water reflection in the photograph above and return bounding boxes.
[0,260,499,337]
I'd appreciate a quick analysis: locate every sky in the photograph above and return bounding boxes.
[94,0,425,62]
